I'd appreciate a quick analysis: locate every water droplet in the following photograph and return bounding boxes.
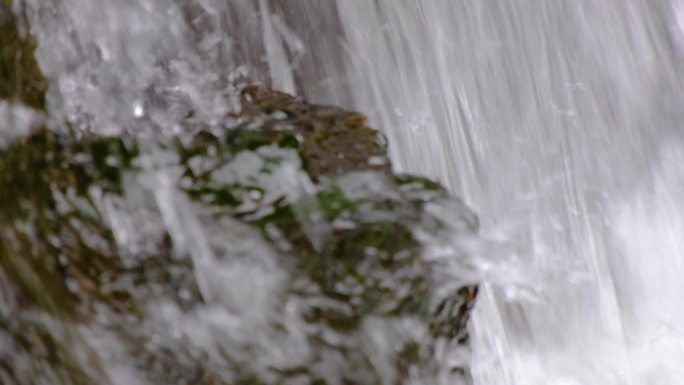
[248,190,263,200]
[133,102,145,118]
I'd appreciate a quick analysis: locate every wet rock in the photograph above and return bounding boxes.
[0,1,47,109]
[0,10,479,385]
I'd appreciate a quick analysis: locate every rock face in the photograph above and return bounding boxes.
[0,6,479,385]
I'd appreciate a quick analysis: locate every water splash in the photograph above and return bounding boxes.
[0,101,43,147]
[318,1,684,384]
[6,0,684,384]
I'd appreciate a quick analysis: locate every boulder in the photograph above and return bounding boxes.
[0,7,479,385]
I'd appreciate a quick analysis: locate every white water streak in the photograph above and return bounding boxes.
[291,1,684,384]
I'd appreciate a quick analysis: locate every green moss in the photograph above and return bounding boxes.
[224,129,300,153]
[317,186,357,219]
[0,130,145,316]
[0,130,75,315]
[322,222,428,315]
[0,85,478,384]
[0,2,48,109]
[0,317,95,385]
[256,178,432,330]
[86,136,140,194]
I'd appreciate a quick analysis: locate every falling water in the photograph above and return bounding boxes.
[6,0,684,384]
[324,2,684,384]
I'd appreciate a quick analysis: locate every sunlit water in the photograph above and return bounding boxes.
[7,0,684,384]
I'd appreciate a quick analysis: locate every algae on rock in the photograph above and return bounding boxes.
[0,7,479,384]
[0,1,47,109]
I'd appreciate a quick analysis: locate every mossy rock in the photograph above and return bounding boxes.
[0,12,478,385]
[0,2,48,109]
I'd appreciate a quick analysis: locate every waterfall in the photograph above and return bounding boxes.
[321,2,684,384]
[5,0,684,384]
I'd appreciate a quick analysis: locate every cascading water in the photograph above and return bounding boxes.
[4,0,684,384]
[324,2,684,384]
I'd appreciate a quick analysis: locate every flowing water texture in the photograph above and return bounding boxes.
[6,0,684,384]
